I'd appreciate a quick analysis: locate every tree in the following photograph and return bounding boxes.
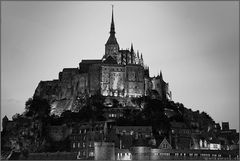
[61,110,73,123]
[12,113,21,121]
[25,97,51,119]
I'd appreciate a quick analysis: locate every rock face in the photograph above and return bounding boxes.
[34,68,89,115]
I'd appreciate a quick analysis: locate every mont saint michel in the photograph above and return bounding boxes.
[1,2,239,160]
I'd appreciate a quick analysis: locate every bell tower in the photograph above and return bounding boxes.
[103,6,120,63]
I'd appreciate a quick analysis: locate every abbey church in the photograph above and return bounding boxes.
[34,8,172,115]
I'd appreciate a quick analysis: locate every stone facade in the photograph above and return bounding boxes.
[33,8,171,115]
[69,121,115,159]
[169,121,192,150]
[107,126,152,149]
[94,142,115,160]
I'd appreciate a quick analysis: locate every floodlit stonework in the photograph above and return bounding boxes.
[33,8,171,115]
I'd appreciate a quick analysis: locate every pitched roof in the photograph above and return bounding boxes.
[158,137,172,149]
[106,34,119,45]
[103,55,117,64]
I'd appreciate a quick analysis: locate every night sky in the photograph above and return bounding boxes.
[1,1,239,131]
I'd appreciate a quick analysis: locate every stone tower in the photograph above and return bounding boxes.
[103,6,120,64]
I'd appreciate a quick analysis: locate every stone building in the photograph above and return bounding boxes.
[69,121,115,159]
[115,148,132,160]
[158,137,172,150]
[33,8,171,115]
[94,142,115,160]
[169,121,192,150]
[107,126,152,149]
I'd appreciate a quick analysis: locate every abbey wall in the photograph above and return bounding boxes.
[33,8,171,115]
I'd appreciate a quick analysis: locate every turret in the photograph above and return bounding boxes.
[160,70,163,80]
[140,53,144,66]
[130,43,134,64]
[2,115,9,131]
[130,43,134,53]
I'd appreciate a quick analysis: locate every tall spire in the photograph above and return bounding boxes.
[160,70,163,80]
[104,5,119,62]
[105,5,118,45]
[110,5,115,35]
[130,43,134,52]
[130,43,134,64]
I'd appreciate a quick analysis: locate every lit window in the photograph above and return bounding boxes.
[73,143,75,148]
[130,131,134,135]
[89,151,94,157]
[78,142,80,148]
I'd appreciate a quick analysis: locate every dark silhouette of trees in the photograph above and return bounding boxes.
[25,97,51,119]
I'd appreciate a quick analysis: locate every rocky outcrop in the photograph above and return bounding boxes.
[34,68,88,115]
